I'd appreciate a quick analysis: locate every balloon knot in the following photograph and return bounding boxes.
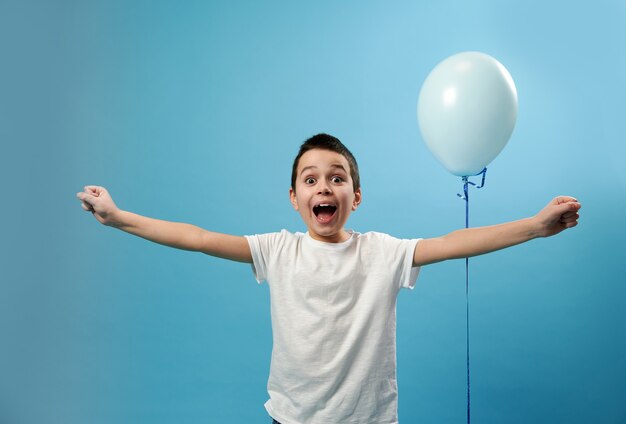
[457,168,487,201]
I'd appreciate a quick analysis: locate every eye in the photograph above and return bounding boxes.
[330,176,344,184]
[305,177,316,184]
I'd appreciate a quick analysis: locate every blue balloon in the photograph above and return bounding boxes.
[417,52,518,177]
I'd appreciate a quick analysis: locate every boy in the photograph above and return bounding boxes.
[76,133,581,424]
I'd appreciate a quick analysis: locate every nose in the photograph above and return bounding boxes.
[317,181,332,195]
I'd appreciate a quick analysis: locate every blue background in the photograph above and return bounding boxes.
[1,1,625,423]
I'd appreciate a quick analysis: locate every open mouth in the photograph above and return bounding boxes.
[313,203,337,223]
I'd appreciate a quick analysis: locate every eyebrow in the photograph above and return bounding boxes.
[300,164,348,176]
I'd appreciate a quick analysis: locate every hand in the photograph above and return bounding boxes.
[533,196,581,238]
[76,186,121,226]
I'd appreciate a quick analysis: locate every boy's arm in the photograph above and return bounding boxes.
[76,186,252,263]
[413,196,581,267]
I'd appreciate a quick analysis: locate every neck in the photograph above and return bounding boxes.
[308,229,351,243]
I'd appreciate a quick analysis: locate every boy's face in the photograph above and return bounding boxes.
[290,148,362,243]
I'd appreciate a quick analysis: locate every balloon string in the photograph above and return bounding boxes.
[457,167,486,424]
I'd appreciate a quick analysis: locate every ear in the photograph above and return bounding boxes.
[352,188,362,211]
[289,187,299,211]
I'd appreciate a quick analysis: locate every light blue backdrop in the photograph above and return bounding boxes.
[1,1,625,423]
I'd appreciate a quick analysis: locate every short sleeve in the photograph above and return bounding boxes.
[377,233,422,290]
[244,234,268,283]
[244,230,291,284]
[400,238,422,290]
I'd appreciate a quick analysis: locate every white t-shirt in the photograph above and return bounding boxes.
[245,230,421,424]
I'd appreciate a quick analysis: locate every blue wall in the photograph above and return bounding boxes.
[1,1,625,423]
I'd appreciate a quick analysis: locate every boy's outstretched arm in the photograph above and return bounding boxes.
[413,196,581,267]
[76,186,252,263]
